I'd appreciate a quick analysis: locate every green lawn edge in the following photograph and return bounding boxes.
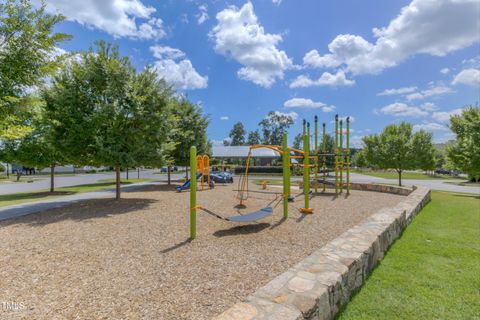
[337,191,480,319]
[352,170,461,180]
[0,178,153,207]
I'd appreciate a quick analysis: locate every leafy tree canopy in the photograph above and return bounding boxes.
[167,98,210,166]
[0,0,70,139]
[447,106,480,181]
[246,130,261,145]
[259,111,295,145]
[362,122,434,186]
[44,41,175,198]
[229,122,246,146]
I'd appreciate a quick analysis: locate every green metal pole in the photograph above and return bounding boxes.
[304,123,310,210]
[190,146,197,240]
[282,133,289,218]
[339,120,343,193]
[334,114,339,194]
[303,119,306,136]
[346,117,350,194]
[322,123,326,192]
[314,116,318,193]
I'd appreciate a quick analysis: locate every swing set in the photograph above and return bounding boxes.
[186,114,351,240]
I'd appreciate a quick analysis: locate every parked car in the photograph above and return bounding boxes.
[435,168,451,175]
[160,166,178,173]
[209,171,234,183]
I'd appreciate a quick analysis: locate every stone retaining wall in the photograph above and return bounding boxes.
[215,186,431,320]
[303,180,414,196]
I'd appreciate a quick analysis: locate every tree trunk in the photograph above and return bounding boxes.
[167,166,171,185]
[186,167,189,180]
[50,163,55,193]
[6,163,9,178]
[398,170,402,187]
[137,167,140,179]
[115,166,121,200]
[16,170,21,182]
[126,167,129,180]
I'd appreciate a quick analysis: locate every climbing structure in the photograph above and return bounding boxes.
[313,114,351,195]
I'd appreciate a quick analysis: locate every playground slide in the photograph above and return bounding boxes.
[176,173,203,191]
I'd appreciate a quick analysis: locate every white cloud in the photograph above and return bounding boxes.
[420,102,438,111]
[377,86,417,96]
[431,108,463,122]
[350,135,364,148]
[405,85,454,101]
[379,102,429,117]
[462,56,480,68]
[220,116,229,120]
[212,137,232,146]
[150,45,208,90]
[302,0,479,75]
[440,68,450,74]
[290,70,355,88]
[150,46,186,60]
[413,122,449,132]
[196,4,209,25]
[272,111,298,121]
[452,68,480,87]
[210,2,293,87]
[45,0,166,39]
[283,98,335,112]
[272,0,282,5]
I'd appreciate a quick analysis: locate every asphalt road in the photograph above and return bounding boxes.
[0,170,186,195]
[1,170,478,196]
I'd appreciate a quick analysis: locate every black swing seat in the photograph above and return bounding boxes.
[227,207,273,222]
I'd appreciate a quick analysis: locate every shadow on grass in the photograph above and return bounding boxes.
[213,222,270,237]
[0,198,157,227]
[0,191,76,205]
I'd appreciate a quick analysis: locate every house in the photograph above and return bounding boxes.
[212,145,281,166]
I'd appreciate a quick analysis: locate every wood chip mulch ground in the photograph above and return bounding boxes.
[0,182,405,319]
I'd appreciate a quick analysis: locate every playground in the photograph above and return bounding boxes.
[0,179,406,319]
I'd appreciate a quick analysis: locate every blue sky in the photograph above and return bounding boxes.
[47,0,479,146]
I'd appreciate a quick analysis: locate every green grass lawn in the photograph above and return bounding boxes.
[352,169,460,180]
[337,191,480,320]
[0,178,152,207]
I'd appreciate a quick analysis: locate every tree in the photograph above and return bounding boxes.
[0,0,70,140]
[10,104,63,191]
[246,130,261,145]
[44,41,173,199]
[352,150,367,168]
[362,122,434,186]
[447,106,480,181]
[229,122,246,146]
[259,111,295,145]
[167,98,210,180]
[412,130,436,173]
[292,133,303,149]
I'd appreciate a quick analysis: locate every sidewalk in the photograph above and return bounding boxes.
[0,181,160,222]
